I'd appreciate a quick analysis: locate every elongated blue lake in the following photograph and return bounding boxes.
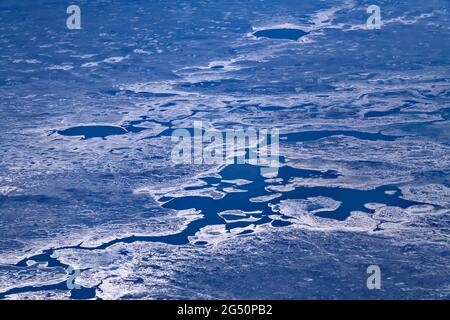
[0,0,449,300]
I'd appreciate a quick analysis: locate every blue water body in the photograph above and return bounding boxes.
[0,161,430,299]
[154,127,399,142]
[57,125,127,139]
[283,130,399,142]
[0,249,97,300]
[12,163,423,252]
[0,280,97,300]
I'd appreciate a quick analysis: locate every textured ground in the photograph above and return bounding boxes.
[0,0,449,299]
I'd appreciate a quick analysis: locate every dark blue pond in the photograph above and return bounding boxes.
[58,125,127,139]
[253,28,308,40]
